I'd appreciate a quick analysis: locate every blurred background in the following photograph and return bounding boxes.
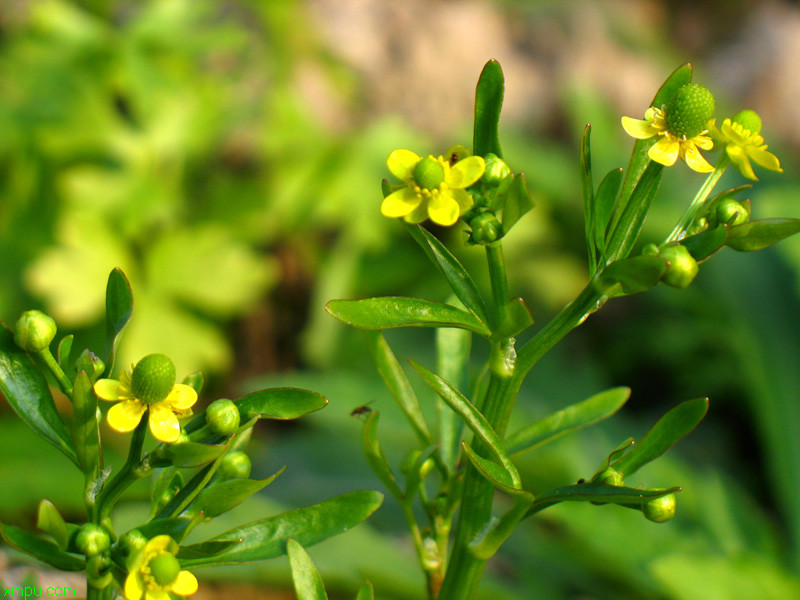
[2,0,800,598]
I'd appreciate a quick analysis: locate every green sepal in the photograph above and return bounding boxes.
[102,267,133,375]
[288,539,328,600]
[606,161,664,262]
[326,297,491,337]
[726,218,800,252]
[0,322,78,466]
[361,410,404,501]
[355,581,375,600]
[405,224,490,326]
[524,483,681,518]
[57,335,74,376]
[178,490,384,567]
[612,398,709,477]
[473,59,504,158]
[506,387,631,455]
[71,371,99,475]
[0,521,85,571]
[364,331,432,444]
[498,174,534,233]
[410,361,520,488]
[194,469,284,518]
[236,387,328,422]
[681,225,728,262]
[594,255,668,297]
[492,297,534,340]
[36,500,69,551]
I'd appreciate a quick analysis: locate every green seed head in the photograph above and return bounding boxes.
[643,493,677,523]
[732,109,762,135]
[659,245,699,289]
[149,554,181,586]
[413,156,445,190]
[665,84,715,138]
[131,354,176,404]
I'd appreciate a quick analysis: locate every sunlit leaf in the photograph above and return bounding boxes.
[594,255,667,297]
[473,59,504,158]
[726,219,800,252]
[194,470,284,518]
[288,539,328,600]
[525,483,681,518]
[0,522,85,571]
[103,267,133,373]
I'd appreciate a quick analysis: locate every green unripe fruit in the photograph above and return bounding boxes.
[469,212,504,244]
[413,156,445,190]
[665,84,715,138]
[131,354,176,404]
[149,554,181,586]
[206,398,241,436]
[482,153,511,186]
[218,451,252,480]
[733,109,761,135]
[643,493,677,523]
[659,245,699,289]
[715,197,749,227]
[75,523,111,557]
[14,310,57,353]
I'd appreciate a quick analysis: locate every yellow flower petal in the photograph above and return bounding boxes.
[446,155,485,189]
[747,145,782,173]
[149,403,181,443]
[386,149,420,181]
[145,590,170,600]
[720,119,749,146]
[682,142,714,173]
[403,202,429,224]
[449,188,474,212]
[726,144,758,180]
[693,134,714,151]
[427,193,460,226]
[147,535,176,554]
[381,187,421,218]
[648,137,680,166]
[107,400,147,433]
[164,384,198,411]
[124,573,145,600]
[171,571,199,596]
[622,116,660,140]
[94,379,133,402]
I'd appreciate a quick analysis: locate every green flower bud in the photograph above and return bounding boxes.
[469,212,504,245]
[14,310,57,353]
[149,554,181,586]
[413,156,445,190]
[643,493,677,523]
[641,243,659,257]
[75,523,111,557]
[76,349,106,381]
[665,84,715,138]
[733,109,761,135]
[714,197,749,227]
[117,529,147,565]
[482,153,511,187]
[596,467,624,487]
[659,245,699,289]
[206,398,241,436]
[218,451,252,480]
[131,354,176,404]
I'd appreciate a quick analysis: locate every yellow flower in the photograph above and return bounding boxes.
[715,110,782,181]
[124,535,198,600]
[94,354,197,443]
[381,149,485,226]
[622,106,714,173]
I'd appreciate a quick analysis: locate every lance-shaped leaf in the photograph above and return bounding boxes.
[0,323,78,466]
[606,161,664,262]
[156,460,223,519]
[524,483,681,518]
[506,387,631,455]
[0,522,85,571]
[726,218,800,252]
[468,492,534,560]
[136,518,193,542]
[594,255,667,297]
[492,297,534,341]
[288,539,328,600]
[364,331,431,445]
[473,59,504,158]
[612,398,709,477]
[194,469,284,518]
[103,267,133,374]
[595,167,624,260]
[681,224,728,262]
[236,388,328,422]
[57,334,74,375]
[355,581,375,600]
[436,326,471,472]
[581,125,597,272]
[177,539,240,561]
[179,490,383,567]
[326,297,491,337]
[411,361,520,489]
[362,411,404,501]
[160,442,228,469]
[405,225,489,325]
[499,174,534,233]
[71,370,99,475]
[36,500,69,551]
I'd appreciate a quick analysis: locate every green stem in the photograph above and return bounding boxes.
[485,243,509,328]
[38,348,73,398]
[96,416,149,524]
[664,153,730,244]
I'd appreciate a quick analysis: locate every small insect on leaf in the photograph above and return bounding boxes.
[350,401,375,417]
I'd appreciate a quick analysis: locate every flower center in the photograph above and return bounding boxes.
[664,83,715,139]
[413,156,445,190]
[131,354,176,404]
[148,554,181,587]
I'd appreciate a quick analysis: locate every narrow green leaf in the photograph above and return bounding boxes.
[361,411,404,501]
[57,335,73,373]
[156,461,222,519]
[594,255,668,297]
[165,442,228,468]
[613,398,709,477]
[36,500,69,551]
[136,518,193,542]
[0,522,85,571]
[473,59,504,158]
[461,442,517,491]
[326,297,491,337]
[0,323,78,466]
[403,444,438,499]
[405,225,490,325]
[410,361,520,488]
[726,218,800,252]
[236,388,328,422]
[355,581,375,600]
[525,483,681,518]
[468,492,534,560]
[436,326,471,472]
[681,225,729,262]
[499,174,535,233]
[177,540,240,560]
[606,161,664,261]
[195,470,284,518]
[103,267,133,373]
[150,468,184,518]
[288,539,329,600]
[492,297,534,340]
[595,168,624,259]
[364,331,431,444]
[581,125,597,273]
[506,387,631,455]
[179,490,383,567]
